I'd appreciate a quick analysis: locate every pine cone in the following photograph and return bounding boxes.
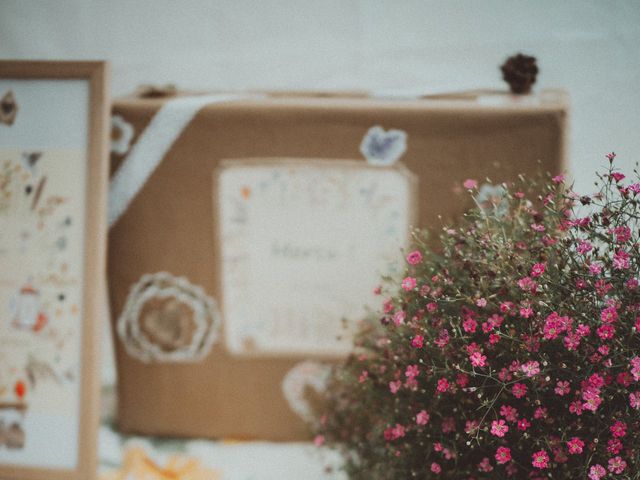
[500,53,538,94]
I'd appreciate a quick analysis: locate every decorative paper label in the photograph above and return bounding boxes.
[218,159,414,357]
[0,78,89,469]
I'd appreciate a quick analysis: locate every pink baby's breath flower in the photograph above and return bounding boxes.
[519,306,534,318]
[434,329,450,348]
[405,364,419,380]
[463,179,478,189]
[383,299,394,313]
[470,351,487,368]
[610,420,627,438]
[406,250,423,265]
[588,373,604,388]
[430,462,441,474]
[476,297,487,308]
[411,335,424,349]
[589,464,607,480]
[577,240,593,254]
[518,276,537,293]
[554,380,570,396]
[517,417,531,431]
[575,278,588,289]
[589,262,603,275]
[391,424,405,439]
[618,371,633,387]
[534,407,547,419]
[478,457,493,472]
[393,310,406,326]
[610,172,625,182]
[564,332,581,350]
[576,324,590,337]
[531,450,549,469]
[500,301,515,314]
[401,276,417,291]
[358,371,368,383]
[512,383,527,399]
[499,405,518,422]
[631,356,640,381]
[436,378,449,393]
[597,324,615,340]
[456,373,469,388]
[463,318,477,333]
[567,437,584,454]
[495,447,511,464]
[531,223,545,232]
[589,464,606,480]
[613,225,632,243]
[613,249,630,270]
[600,306,618,324]
[608,456,627,474]
[389,380,401,394]
[416,410,430,426]
[607,438,623,455]
[629,391,640,409]
[521,360,540,377]
[552,174,565,184]
[530,263,546,277]
[441,417,456,433]
[490,419,508,438]
[569,400,583,416]
[465,419,479,434]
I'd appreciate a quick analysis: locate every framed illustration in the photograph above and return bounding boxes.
[0,61,109,480]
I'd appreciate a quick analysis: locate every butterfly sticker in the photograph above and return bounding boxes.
[0,90,18,126]
[360,125,408,167]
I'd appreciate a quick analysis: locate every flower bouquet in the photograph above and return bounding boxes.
[316,154,640,479]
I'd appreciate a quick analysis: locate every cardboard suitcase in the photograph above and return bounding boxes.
[108,89,568,440]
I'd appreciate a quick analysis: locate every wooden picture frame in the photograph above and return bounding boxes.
[0,61,109,480]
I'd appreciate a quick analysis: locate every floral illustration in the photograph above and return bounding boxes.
[0,149,83,455]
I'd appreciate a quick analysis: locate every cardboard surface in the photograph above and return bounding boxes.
[108,89,568,440]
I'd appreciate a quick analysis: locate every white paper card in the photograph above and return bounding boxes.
[218,160,414,356]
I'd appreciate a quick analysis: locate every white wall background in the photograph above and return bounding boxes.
[2,0,639,383]
[2,0,639,190]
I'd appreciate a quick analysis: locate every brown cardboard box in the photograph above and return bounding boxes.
[108,89,568,441]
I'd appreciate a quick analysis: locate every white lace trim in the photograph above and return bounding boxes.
[117,272,221,363]
[281,361,331,423]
